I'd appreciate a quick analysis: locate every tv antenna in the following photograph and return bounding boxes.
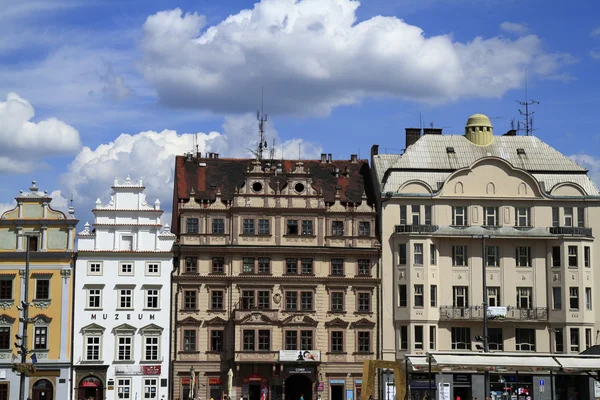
[516,74,539,136]
[256,87,268,161]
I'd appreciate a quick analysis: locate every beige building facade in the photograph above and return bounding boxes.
[171,154,380,400]
[372,115,600,400]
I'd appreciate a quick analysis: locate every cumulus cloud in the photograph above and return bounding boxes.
[500,22,528,35]
[570,154,600,190]
[590,50,600,61]
[0,201,16,216]
[140,0,572,116]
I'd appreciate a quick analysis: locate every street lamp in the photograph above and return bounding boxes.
[15,231,39,400]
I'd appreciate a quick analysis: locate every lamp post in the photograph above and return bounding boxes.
[473,235,491,400]
[15,231,39,400]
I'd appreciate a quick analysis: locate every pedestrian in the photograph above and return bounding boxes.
[300,394,304,400]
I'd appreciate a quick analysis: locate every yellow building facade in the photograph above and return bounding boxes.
[0,180,77,400]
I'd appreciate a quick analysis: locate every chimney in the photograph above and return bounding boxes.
[321,153,327,163]
[371,144,379,157]
[503,129,517,136]
[350,154,358,163]
[328,154,332,163]
[214,153,219,159]
[423,128,443,135]
[405,128,421,148]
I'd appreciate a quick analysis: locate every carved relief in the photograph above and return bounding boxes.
[454,182,464,194]
[486,182,495,195]
[518,182,528,195]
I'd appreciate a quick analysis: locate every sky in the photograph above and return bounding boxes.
[0,0,599,227]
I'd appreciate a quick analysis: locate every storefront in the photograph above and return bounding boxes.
[209,377,224,400]
[329,379,345,400]
[77,376,104,400]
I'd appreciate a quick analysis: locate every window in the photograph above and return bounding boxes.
[117,378,131,399]
[331,292,344,312]
[186,218,199,233]
[515,328,536,351]
[184,290,197,310]
[35,279,50,300]
[331,331,344,352]
[516,287,532,309]
[0,327,9,350]
[358,292,371,312]
[144,336,160,361]
[242,219,255,234]
[301,292,313,311]
[585,246,591,267]
[400,205,407,225]
[429,326,436,350]
[555,328,564,353]
[552,207,559,227]
[452,206,467,226]
[453,286,468,307]
[398,285,407,307]
[332,221,344,236]
[88,262,102,275]
[398,244,407,265]
[568,246,578,267]
[241,290,255,309]
[586,287,592,310]
[564,207,573,227]
[552,247,561,268]
[185,257,197,273]
[285,330,313,350]
[569,287,579,310]
[586,328,592,350]
[414,285,424,307]
[487,287,500,307]
[451,327,471,350]
[430,285,437,307]
[414,326,423,350]
[287,220,299,235]
[258,258,270,274]
[515,247,532,267]
[0,280,11,300]
[257,290,270,309]
[87,288,102,309]
[484,207,499,226]
[146,289,159,309]
[120,263,134,276]
[212,218,225,234]
[285,292,298,311]
[413,243,423,265]
[515,207,531,227]
[212,257,224,273]
[486,246,499,267]
[286,258,298,274]
[285,331,297,350]
[258,330,270,351]
[301,258,313,274]
[358,259,371,276]
[300,330,313,350]
[359,221,371,236]
[28,236,39,252]
[452,246,467,266]
[570,328,579,352]
[0,384,7,400]
[258,219,270,235]
[118,289,133,309]
[243,257,254,273]
[425,206,432,225]
[301,220,313,235]
[211,290,224,310]
[552,287,562,310]
[357,331,371,352]
[117,335,133,360]
[578,207,585,227]
[331,259,344,276]
[211,330,224,351]
[411,205,420,225]
[430,244,436,265]
[183,330,196,351]
[143,378,158,399]
[399,326,408,350]
[243,330,255,351]
[86,336,101,360]
[146,263,159,275]
[488,328,503,351]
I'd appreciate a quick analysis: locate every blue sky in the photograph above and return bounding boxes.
[0,0,599,226]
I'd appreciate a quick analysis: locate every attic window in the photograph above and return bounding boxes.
[446,147,455,154]
[517,148,526,155]
[209,183,216,189]
[252,182,263,192]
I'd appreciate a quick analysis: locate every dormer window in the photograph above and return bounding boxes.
[446,147,455,154]
[252,182,263,193]
[517,148,526,155]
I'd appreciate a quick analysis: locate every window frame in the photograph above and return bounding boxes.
[212,218,225,234]
[301,220,313,235]
[85,334,102,361]
[186,217,199,234]
[332,221,345,236]
[398,285,407,307]
[356,331,371,353]
[145,288,160,310]
[143,334,161,362]
[399,326,408,351]
[398,244,407,265]
[568,246,578,268]
[183,290,197,310]
[452,245,468,266]
[331,258,344,276]
[357,259,371,276]
[451,327,471,350]
[258,218,270,235]
[182,329,196,352]
[552,287,562,310]
[116,334,133,361]
[358,221,371,237]
[119,262,134,276]
[184,257,197,273]
[330,291,344,313]
[569,287,579,310]
[552,247,561,268]
[330,330,344,353]
[452,206,468,226]
[515,207,531,227]
[413,243,423,265]
[570,328,579,352]
[414,325,424,350]
[484,206,499,227]
[210,329,225,352]
[117,378,132,399]
[34,278,50,300]
[34,326,48,350]
[486,246,499,267]
[145,262,160,276]
[87,287,102,309]
[242,219,255,235]
[430,285,437,307]
[515,246,532,267]
[429,326,436,350]
[117,288,134,310]
[87,261,103,276]
[453,286,468,308]
[212,257,225,274]
[357,291,371,313]
[564,207,573,227]
[413,285,424,308]
[516,287,532,309]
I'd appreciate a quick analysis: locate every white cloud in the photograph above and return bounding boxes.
[590,50,600,61]
[140,1,572,116]
[570,154,600,189]
[0,201,16,216]
[591,27,600,37]
[97,63,135,101]
[500,22,528,35]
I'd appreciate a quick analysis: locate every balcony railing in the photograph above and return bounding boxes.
[395,224,439,234]
[439,306,548,321]
[549,226,593,236]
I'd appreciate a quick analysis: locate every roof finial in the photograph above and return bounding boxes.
[29,179,38,192]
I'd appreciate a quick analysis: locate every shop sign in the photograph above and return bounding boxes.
[209,378,223,385]
[355,380,362,385]
[90,313,156,321]
[279,350,321,362]
[330,380,345,385]
[346,390,354,400]
[453,374,470,383]
[182,378,191,385]
[439,383,450,400]
[115,365,161,375]
[287,367,313,375]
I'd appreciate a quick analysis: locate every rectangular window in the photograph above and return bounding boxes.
[358,292,371,312]
[430,244,437,265]
[211,330,224,352]
[301,220,313,235]
[586,328,592,350]
[183,330,196,351]
[286,258,298,274]
[120,263,134,275]
[430,285,437,307]
[146,289,159,309]
[301,292,313,311]
[487,287,500,307]
[414,285,424,307]
[331,292,344,312]
[578,207,585,227]
[488,328,503,351]
[555,328,564,353]
[287,220,299,235]
[552,287,562,310]
[243,257,254,273]
[585,246,591,267]
[359,221,371,236]
[452,246,467,266]
[429,326,436,350]
[569,287,579,310]
[242,219,255,234]
[211,290,224,310]
[257,291,270,309]
[243,330,255,351]
[144,336,160,361]
[400,205,407,225]
[117,336,132,360]
[258,258,270,274]
[398,244,407,265]
[484,207,499,226]
[515,246,532,267]
[117,378,131,399]
[516,287,532,309]
[515,207,531,227]
[552,247,561,268]
[88,288,102,309]
[241,290,255,310]
[414,325,424,350]
[258,219,270,235]
[300,330,313,350]
[143,378,158,399]
[568,246,578,267]
[146,263,159,275]
[332,221,344,236]
[285,292,298,311]
[453,286,468,307]
[86,336,101,360]
[331,259,344,276]
[186,218,199,233]
[285,331,297,350]
[184,290,197,310]
[331,331,344,353]
[586,287,592,310]
[301,258,313,274]
[564,207,573,227]
[119,289,133,309]
[552,207,559,227]
[398,285,407,307]
[212,257,224,273]
[0,328,11,350]
[570,328,579,352]
[185,257,197,273]
[0,280,11,300]
[515,328,536,351]
[358,259,371,276]
[413,243,423,265]
[357,331,371,352]
[258,330,270,351]
[88,262,102,275]
[424,206,432,225]
[399,326,408,350]
[212,218,225,234]
[411,205,420,225]
[451,327,471,350]
[486,246,499,267]
[452,206,467,226]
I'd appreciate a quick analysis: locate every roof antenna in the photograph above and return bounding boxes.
[298,142,302,161]
[255,86,268,161]
[419,112,423,134]
[516,71,539,136]
[269,139,276,164]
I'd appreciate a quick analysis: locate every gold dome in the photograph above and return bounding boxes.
[466,113,492,128]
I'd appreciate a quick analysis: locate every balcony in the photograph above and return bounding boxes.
[549,226,593,237]
[394,224,439,234]
[439,306,548,321]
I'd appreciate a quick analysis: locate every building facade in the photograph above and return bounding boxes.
[171,153,380,400]
[0,180,77,400]
[372,115,600,400]
[73,176,175,400]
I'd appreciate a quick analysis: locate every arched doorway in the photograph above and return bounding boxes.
[32,379,53,400]
[77,376,103,400]
[285,375,313,400]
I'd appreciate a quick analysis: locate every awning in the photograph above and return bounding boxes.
[555,357,600,372]
[432,354,561,372]
[406,356,430,372]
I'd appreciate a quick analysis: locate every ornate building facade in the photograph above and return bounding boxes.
[73,176,175,400]
[171,154,380,400]
[0,180,78,399]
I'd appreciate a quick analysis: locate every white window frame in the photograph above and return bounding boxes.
[516,287,532,309]
[515,207,531,227]
[85,335,102,361]
[143,378,158,399]
[143,335,161,361]
[117,288,134,310]
[87,261,103,276]
[569,287,579,310]
[145,287,160,310]
[86,287,103,310]
[119,262,134,276]
[145,262,160,276]
[452,206,467,226]
[570,328,580,352]
[564,207,573,227]
[487,287,500,307]
[516,246,531,267]
[452,246,467,266]
[586,287,592,310]
[117,378,132,399]
[568,246,578,268]
[484,207,499,226]
[453,286,468,307]
[515,328,536,351]
[410,205,420,225]
[116,334,134,361]
[413,243,423,265]
[414,285,424,308]
[486,246,499,267]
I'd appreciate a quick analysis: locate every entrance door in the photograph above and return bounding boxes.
[32,379,53,400]
[331,385,344,400]
[285,375,313,400]
[77,376,103,400]
[250,383,262,400]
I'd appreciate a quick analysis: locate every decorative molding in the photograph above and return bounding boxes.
[0,314,16,325]
[0,301,14,310]
[32,300,51,310]
[30,314,52,325]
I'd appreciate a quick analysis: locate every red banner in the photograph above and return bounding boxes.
[209,378,223,385]
[141,366,161,375]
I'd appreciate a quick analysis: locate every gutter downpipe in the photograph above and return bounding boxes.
[69,252,77,400]
[170,242,181,400]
